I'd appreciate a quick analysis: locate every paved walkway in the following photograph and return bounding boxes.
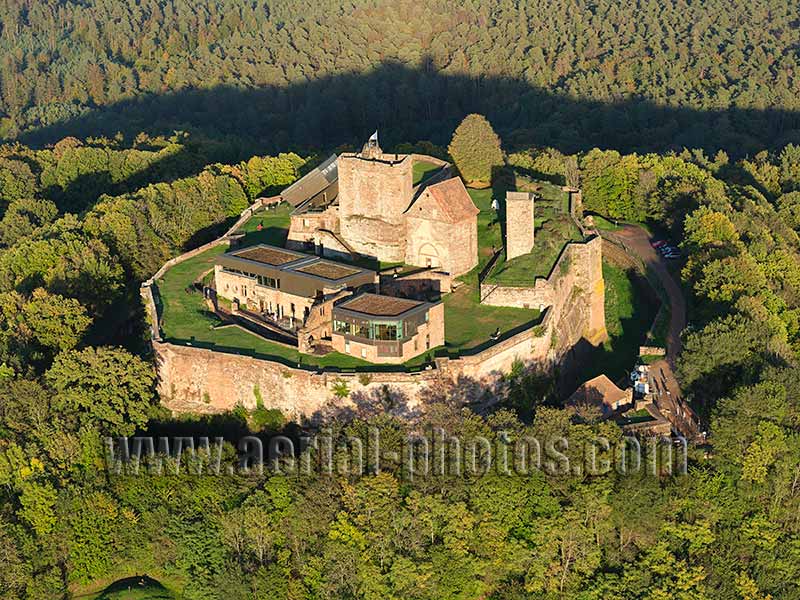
[604,226,702,439]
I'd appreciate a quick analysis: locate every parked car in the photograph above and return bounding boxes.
[658,245,676,255]
[663,249,682,259]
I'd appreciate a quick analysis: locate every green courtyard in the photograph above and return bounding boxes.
[412,160,443,185]
[154,199,544,369]
[234,202,293,247]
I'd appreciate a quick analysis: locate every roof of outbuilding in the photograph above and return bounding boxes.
[280,154,338,207]
[409,176,479,223]
[566,375,630,416]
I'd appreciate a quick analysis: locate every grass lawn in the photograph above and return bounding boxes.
[235,203,293,247]
[468,188,504,271]
[590,214,622,231]
[413,160,443,185]
[467,182,581,286]
[487,215,582,285]
[442,273,540,354]
[92,576,176,599]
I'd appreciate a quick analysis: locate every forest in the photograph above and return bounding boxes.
[0,129,798,598]
[0,0,799,156]
[0,0,799,598]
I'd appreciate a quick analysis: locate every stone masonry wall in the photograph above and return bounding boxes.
[404,213,477,277]
[155,316,548,419]
[505,192,535,260]
[337,152,413,262]
[153,239,604,418]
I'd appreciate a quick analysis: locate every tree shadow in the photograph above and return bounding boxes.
[16,58,800,160]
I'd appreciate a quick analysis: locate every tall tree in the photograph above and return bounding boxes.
[448,114,504,186]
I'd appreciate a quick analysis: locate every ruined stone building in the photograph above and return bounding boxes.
[285,139,478,276]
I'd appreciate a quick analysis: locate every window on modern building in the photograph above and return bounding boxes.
[374,322,399,340]
[257,275,279,288]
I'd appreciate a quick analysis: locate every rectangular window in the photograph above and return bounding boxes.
[361,348,367,358]
[374,323,399,341]
[356,321,370,338]
[257,275,279,288]
[345,340,350,353]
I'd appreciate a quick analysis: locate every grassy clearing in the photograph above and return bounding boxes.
[590,214,622,231]
[91,576,176,599]
[413,160,443,185]
[442,273,540,354]
[467,180,581,287]
[648,304,670,348]
[468,188,503,271]
[571,261,659,384]
[235,203,293,247]
[488,215,582,284]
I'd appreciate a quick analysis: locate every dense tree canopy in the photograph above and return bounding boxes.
[0,0,798,155]
[0,3,798,594]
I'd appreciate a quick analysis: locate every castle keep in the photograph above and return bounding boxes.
[286,137,478,276]
[337,145,413,263]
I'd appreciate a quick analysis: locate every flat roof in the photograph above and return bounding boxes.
[217,244,375,286]
[235,246,305,266]
[335,293,427,318]
[295,261,361,281]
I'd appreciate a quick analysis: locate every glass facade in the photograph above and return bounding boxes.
[333,318,408,341]
[222,266,280,289]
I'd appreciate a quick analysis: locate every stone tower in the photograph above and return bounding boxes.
[337,139,413,263]
[505,191,535,260]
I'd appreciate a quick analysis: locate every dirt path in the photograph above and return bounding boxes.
[611,226,686,363]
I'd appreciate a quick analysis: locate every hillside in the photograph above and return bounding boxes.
[1,0,799,154]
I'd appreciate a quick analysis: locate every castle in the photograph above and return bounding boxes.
[208,134,605,367]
